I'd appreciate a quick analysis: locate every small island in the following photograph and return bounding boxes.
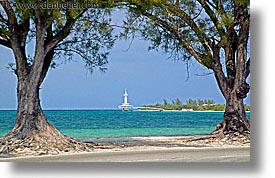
[137,98,250,112]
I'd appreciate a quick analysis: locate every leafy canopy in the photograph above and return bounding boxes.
[121,0,250,69]
[0,0,117,72]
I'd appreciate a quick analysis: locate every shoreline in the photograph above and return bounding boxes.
[81,134,209,143]
[134,109,225,112]
[135,109,251,112]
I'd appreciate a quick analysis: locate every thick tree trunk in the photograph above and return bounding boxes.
[212,51,250,135]
[1,60,94,156]
[222,91,250,133]
[1,77,94,155]
[5,78,63,140]
[211,87,250,135]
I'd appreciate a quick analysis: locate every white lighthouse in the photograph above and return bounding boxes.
[119,89,133,111]
[123,90,129,104]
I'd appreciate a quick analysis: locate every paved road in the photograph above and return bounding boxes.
[0,147,250,162]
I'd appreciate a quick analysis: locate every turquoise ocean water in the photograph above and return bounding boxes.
[0,110,250,140]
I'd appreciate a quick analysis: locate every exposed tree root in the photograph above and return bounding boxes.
[0,133,95,157]
[0,136,95,157]
[181,131,250,147]
[0,114,96,157]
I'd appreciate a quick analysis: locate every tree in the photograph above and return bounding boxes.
[0,0,115,153]
[205,99,214,105]
[163,98,168,106]
[124,0,250,134]
[185,98,197,109]
[198,99,204,106]
[174,98,182,106]
[186,98,197,106]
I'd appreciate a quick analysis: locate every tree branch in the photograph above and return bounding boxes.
[211,0,229,24]
[0,0,17,26]
[55,48,87,60]
[235,6,250,86]
[45,9,87,54]
[212,47,228,98]
[0,0,30,79]
[0,38,11,48]
[165,4,214,59]
[142,10,206,66]
[27,9,49,85]
[39,49,54,86]
[0,26,11,48]
[0,12,8,24]
[0,1,16,48]
[17,12,30,49]
[197,0,225,36]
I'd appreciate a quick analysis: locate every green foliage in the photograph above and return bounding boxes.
[0,0,116,72]
[121,1,208,62]
[235,0,250,6]
[144,98,236,111]
[175,98,182,106]
[54,9,115,72]
[163,99,168,106]
[122,0,250,70]
[197,104,225,111]
[244,105,250,111]
[121,3,193,61]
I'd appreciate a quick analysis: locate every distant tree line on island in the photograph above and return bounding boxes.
[143,98,250,111]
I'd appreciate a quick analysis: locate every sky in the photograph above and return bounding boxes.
[0,37,250,110]
[0,10,250,110]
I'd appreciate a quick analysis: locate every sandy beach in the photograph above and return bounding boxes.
[0,133,250,162]
[0,134,250,163]
[0,146,249,162]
